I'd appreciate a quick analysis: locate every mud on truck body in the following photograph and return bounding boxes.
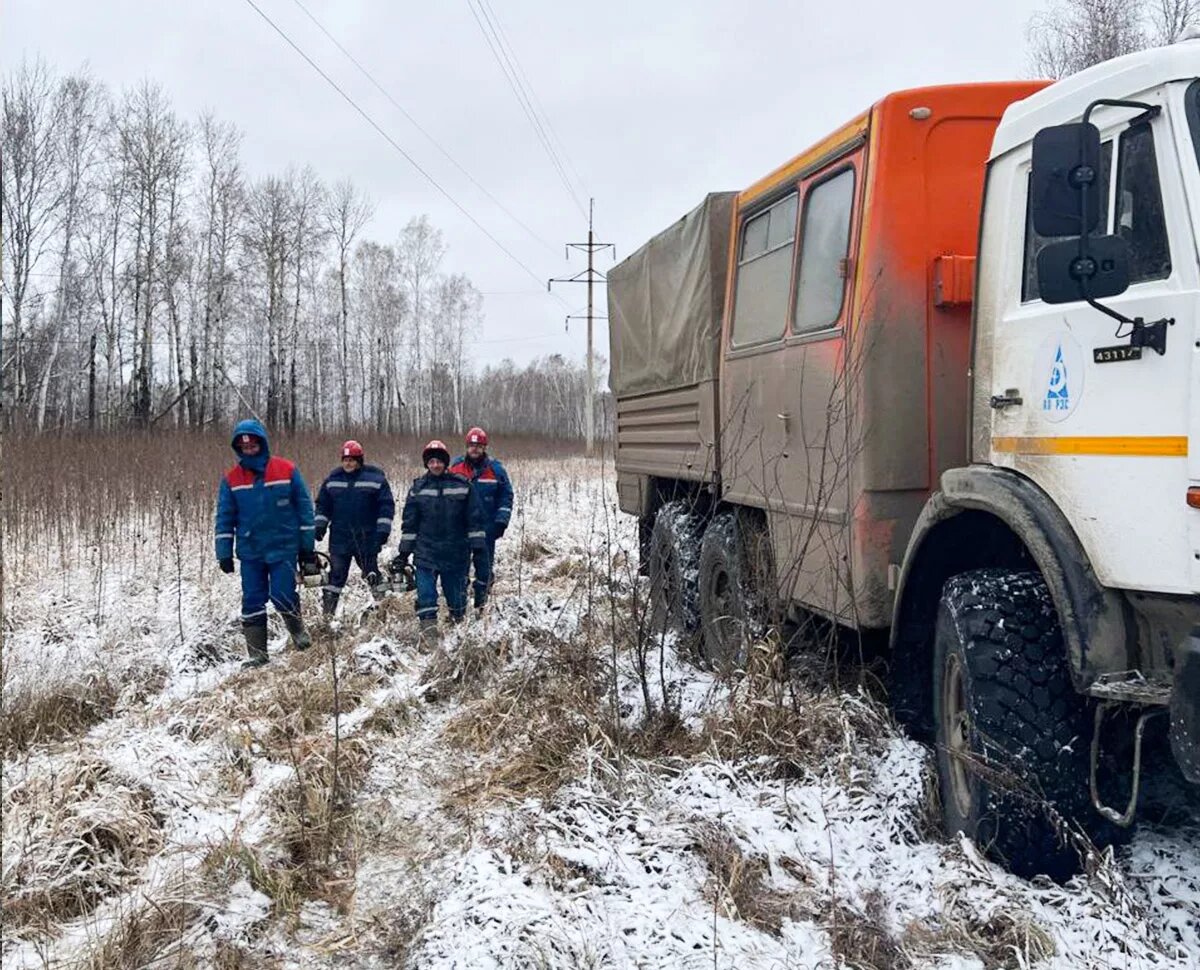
[608,42,1200,880]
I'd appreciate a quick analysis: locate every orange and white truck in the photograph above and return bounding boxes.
[607,41,1200,879]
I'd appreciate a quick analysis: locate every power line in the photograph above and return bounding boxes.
[466,0,587,220]
[239,0,562,302]
[287,0,560,257]
[476,0,590,205]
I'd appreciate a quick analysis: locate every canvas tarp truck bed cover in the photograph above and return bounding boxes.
[607,192,734,491]
[607,192,735,398]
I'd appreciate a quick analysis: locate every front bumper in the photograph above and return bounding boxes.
[1171,630,1200,783]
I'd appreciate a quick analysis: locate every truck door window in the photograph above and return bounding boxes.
[792,167,856,334]
[1115,122,1171,283]
[731,193,798,346]
[1188,79,1200,167]
[1022,143,1111,302]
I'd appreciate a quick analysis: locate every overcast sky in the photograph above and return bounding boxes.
[3,0,1050,368]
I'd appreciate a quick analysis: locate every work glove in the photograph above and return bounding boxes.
[298,549,318,567]
[315,525,327,542]
[219,558,235,574]
[494,524,507,541]
[389,553,410,576]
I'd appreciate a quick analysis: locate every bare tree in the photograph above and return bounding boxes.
[284,166,326,431]
[398,215,446,435]
[118,82,190,425]
[436,273,482,433]
[323,179,373,427]
[1,57,602,440]
[194,112,242,428]
[1148,0,1200,41]
[2,58,63,414]
[1027,0,1147,77]
[33,71,103,430]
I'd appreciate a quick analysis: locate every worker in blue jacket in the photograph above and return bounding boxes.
[214,418,317,668]
[314,439,395,616]
[449,426,513,611]
[391,439,487,635]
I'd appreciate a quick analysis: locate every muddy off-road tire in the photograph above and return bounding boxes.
[697,512,771,674]
[934,568,1127,881]
[648,500,705,642]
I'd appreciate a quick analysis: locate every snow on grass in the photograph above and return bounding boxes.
[3,457,1197,968]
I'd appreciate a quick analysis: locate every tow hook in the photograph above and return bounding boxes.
[1089,701,1164,827]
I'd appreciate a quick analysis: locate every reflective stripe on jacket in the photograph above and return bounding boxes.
[448,455,513,535]
[397,471,487,569]
[315,464,395,554]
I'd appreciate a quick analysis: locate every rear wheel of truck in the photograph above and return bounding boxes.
[648,500,705,644]
[933,568,1126,881]
[697,512,771,674]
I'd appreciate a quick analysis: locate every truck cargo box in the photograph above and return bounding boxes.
[607,192,735,490]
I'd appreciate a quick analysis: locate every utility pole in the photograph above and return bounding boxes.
[549,199,613,455]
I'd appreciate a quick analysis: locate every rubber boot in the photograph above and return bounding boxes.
[367,572,387,603]
[241,624,269,669]
[417,616,439,651]
[282,612,312,651]
[322,590,340,617]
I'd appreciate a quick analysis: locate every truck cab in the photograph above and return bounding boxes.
[895,42,1200,877]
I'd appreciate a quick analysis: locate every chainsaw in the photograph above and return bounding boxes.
[388,560,417,594]
[298,551,331,589]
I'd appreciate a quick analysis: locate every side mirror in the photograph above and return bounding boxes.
[1031,122,1103,237]
[1035,235,1130,305]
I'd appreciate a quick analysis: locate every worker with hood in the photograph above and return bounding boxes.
[214,418,318,668]
[391,439,487,635]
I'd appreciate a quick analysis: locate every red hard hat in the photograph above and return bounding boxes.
[341,439,364,459]
[422,439,451,466]
[465,426,489,447]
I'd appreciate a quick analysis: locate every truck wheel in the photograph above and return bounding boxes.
[697,512,770,673]
[648,500,705,639]
[933,568,1124,881]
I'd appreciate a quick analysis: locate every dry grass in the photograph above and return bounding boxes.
[2,762,164,934]
[443,632,611,804]
[419,634,508,703]
[173,634,375,755]
[73,884,205,970]
[699,640,896,782]
[364,876,436,966]
[1,669,123,755]
[903,900,1056,969]
[273,733,373,876]
[202,838,305,922]
[695,821,799,935]
[826,891,908,970]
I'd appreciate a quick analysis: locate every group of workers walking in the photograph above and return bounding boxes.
[215,420,513,669]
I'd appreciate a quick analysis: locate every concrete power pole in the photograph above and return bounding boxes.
[549,199,613,455]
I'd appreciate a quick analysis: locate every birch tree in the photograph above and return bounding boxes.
[2,58,62,411]
[323,179,374,426]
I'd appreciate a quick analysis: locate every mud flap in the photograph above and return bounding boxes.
[1170,630,1200,783]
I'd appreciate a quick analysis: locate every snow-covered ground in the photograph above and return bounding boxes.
[3,458,1198,968]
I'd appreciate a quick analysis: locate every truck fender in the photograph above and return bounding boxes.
[890,465,1132,706]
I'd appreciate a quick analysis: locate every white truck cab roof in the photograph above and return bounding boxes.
[991,39,1200,160]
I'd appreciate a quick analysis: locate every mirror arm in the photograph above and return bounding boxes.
[1071,98,1160,337]
[1081,99,1160,127]
[1086,295,1134,326]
